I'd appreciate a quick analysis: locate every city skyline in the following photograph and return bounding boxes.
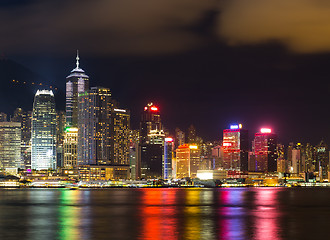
[2,2,330,240]
[1,1,330,145]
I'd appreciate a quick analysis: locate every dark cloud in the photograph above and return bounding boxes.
[0,0,217,56]
[219,0,330,54]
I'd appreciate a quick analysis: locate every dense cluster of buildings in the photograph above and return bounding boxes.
[0,53,329,184]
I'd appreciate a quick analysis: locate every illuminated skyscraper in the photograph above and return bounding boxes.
[129,130,140,180]
[222,124,248,171]
[163,137,174,179]
[11,108,32,169]
[276,144,286,173]
[140,102,161,144]
[252,128,277,172]
[66,51,89,128]
[175,144,201,178]
[31,90,57,170]
[63,127,78,168]
[139,103,164,179]
[112,108,130,165]
[0,122,22,169]
[305,143,315,172]
[77,87,112,165]
[291,149,300,174]
[315,140,329,180]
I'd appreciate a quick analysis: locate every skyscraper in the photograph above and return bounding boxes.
[66,51,89,128]
[222,124,248,171]
[31,90,57,170]
[63,127,78,168]
[129,129,140,180]
[139,103,164,179]
[77,87,113,165]
[112,108,130,165]
[140,103,161,144]
[56,110,66,168]
[140,129,165,179]
[11,108,32,169]
[315,140,329,180]
[252,128,277,172]
[0,122,22,169]
[175,144,201,178]
[163,137,174,179]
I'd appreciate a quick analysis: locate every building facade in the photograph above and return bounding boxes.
[252,128,277,172]
[31,90,57,170]
[112,108,130,165]
[77,87,113,165]
[163,137,174,179]
[222,124,248,171]
[175,144,201,179]
[11,108,32,169]
[63,127,78,168]
[140,129,165,179]
[0,122,22,169]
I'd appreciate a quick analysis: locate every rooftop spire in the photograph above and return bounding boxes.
[76,50,79,69]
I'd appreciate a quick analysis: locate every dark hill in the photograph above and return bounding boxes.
[0,58,46,115]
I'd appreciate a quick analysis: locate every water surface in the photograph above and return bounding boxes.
[0,187,329,239]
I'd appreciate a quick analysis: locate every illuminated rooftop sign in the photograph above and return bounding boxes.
[230,124,242,129]
[223,142,232,147]
[150,106,158,111]
[114,108,126,113]
[165,137,173,142]
[260,128,272,133]
[65,127,78,133]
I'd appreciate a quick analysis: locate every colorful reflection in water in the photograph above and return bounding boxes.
[184,189,201,240]
[218,189,246,240]
[58,190,86,240]
[253,188,282,240]
[139,188,218,240]
[139,188,178,240]
[21,188,285,239]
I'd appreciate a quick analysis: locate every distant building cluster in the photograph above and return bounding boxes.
[0,53,329,184]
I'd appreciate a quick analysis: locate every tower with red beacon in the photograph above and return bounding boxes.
[222,124,249,171]
[252,128,278,172]
[140,103,161,145]
[139,103,164,179]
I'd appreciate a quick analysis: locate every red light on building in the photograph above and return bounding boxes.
[144,107,148,111]
[150,106,158,111]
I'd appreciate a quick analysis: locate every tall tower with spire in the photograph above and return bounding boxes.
[66,51,89,127]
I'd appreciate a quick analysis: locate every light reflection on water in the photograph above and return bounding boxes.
[2,187,329,239]
[253,188,282,240]
[218,189,246,240]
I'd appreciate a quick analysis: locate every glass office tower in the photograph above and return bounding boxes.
[31,90,57,170]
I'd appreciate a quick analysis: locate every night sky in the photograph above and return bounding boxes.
[1,0,330,145]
